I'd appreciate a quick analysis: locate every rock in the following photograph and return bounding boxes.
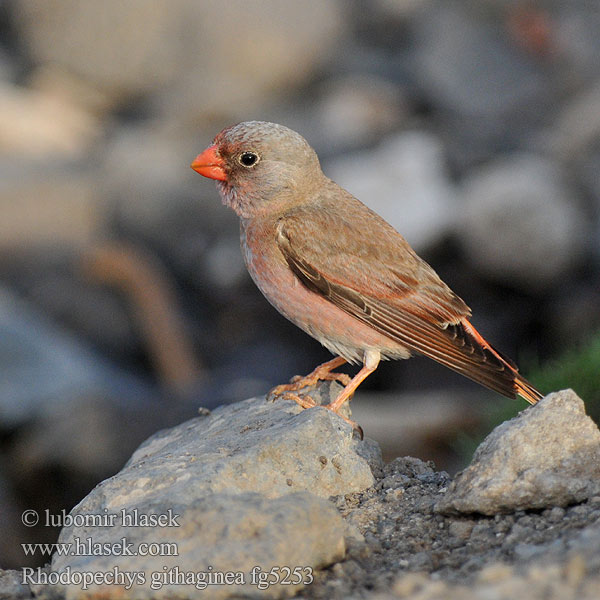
[435,390,600,515]
[0,80,101,159]
[26,387,600,598]
[325,130,457,252]
[312,446,600,598]
[0,160,101,250]
[551,80,600,160]
[0,287,152,427]
[457,154,588,291]
[28,65,115,115]
[411,2,552,167]
[389,562,600,600]
[13,0,179,99]
[0,570,32,599]
[448,519,475,541]
[152,0,346,123]
[52,492,344,599]
[46,390,378,598]
[75,391,379,503]
[315,75,407,152]
[13,0,345,117]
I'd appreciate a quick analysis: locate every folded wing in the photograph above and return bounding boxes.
[277,202,541,403]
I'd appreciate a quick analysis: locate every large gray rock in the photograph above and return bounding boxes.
[0,161,100,250]
[436,390,600,515]
[411,2,552,167]
[45,393,378,598]
[458,155,588,291]
[52,492,344,599]
[0,80,101,159]
[102,393,379,502]
[0,570,32,599]
[326,130,457,252]
[13,0,345,117]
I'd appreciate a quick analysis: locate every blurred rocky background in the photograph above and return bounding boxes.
[0,0,599,571]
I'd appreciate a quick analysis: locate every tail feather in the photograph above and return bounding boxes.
[451,319,543,404]
[514,374,544,404]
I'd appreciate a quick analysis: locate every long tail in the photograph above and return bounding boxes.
[514,374,544,405]
[456,319,543,404]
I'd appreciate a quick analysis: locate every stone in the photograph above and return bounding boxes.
[551,80,600,160]
[0,569,32,599]
[81,392,379,504]
[448,520,475,541]
[13,0,345,117]
[28,386,600,598]
[315,75,407,151]
[435,390,600,515]
[325,130,457,252]
[52,492,344,599]
[411,2,552,167]
[458,154,588,291]
[0,80,101,159]
[0,160,101,250]
[44,388,378,598]
[0,287,152,427]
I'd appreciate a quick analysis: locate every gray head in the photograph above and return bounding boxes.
[191,121,322,218]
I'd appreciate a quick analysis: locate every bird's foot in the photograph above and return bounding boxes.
[268,356,365,439]
[278,391,317,410]
[268,356,350,401]
[324,404,364,439]
[275,391,363,439]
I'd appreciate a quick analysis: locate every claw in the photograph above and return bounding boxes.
[268,356,349,399]
[280,392,317,410]
[324,404,363,439]
[268,355,366,439]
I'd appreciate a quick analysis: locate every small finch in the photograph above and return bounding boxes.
[191,121,542,433]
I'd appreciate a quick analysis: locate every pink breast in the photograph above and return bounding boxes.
[241,219,409,363]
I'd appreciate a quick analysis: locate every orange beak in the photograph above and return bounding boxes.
[190,145,227,181]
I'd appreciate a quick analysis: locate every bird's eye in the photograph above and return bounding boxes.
[238,151,260,167]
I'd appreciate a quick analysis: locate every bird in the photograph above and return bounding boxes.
[191,121,543,434]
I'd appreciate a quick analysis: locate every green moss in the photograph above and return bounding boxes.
[454,332,600,466]
[527,333,600,423]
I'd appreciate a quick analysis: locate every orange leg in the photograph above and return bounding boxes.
[271,351,380,439]
[269,356,350,401]
[324,350,380,437]
[326,363,378,413]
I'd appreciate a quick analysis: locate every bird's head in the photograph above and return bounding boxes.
[191,121,322,219]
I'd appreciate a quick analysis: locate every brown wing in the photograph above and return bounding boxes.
[276,199,540,401]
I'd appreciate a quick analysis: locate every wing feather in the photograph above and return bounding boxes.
[276,204,538,400]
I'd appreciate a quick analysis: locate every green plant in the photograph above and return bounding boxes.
[454,332,600,468]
